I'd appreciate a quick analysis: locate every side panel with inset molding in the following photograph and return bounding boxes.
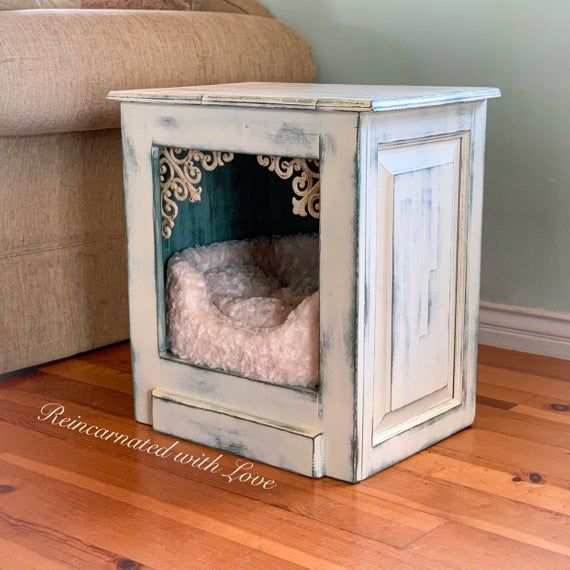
[374,135,464,439]
[358,102,487,477]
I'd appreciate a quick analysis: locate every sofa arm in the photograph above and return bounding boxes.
[0,10,315,136]
[191,0,274,17]
[82,0,275,18]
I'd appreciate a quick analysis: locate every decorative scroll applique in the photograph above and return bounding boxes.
[256,155,320,219]
[159,149,320,239]
[159,148,234,239]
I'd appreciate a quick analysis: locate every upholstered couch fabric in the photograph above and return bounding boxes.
[0,5,316,373]
[188,0,273,17]
[0,10,315,136]
[0,0,80,9]
[0,237,130,374]
[82,0,274,17]
[1,131,125,257]
[0,0,273,15]
[0,130,129,373]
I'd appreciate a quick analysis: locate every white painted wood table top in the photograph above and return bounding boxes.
[109,82,500,111]
[110,83,500,482]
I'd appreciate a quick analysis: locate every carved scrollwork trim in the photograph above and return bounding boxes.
[159,148,234,239]
[159,149,320,239]
[256,155,320,219]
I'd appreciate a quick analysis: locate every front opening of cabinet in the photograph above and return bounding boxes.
[153,147,320,390]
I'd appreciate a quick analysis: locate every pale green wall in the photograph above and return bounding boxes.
[265,0,570,312]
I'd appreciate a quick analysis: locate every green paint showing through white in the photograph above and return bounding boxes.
[265,0,570,311]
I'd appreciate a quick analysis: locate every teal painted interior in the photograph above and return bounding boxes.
[264,0,570,312]
[159,150,319,263]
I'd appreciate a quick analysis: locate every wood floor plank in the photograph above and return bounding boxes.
[77,341,132,373]
[478,364,570,400]
[38,359,133,394]
[0,536,70,570]
[511,395,570,425]
[288,478,445,537]
[478,345,570,382]
[0,453,437,569]
[358,468,570,557]
[476,394,516,410]
[406,521,569,569]
[0,369,133,419]
[0,457,304,570]
[476,380,536,405]
[400,450,569,515]
[0,475,148,569]
[437,426,570,486]
[473,404,570,449]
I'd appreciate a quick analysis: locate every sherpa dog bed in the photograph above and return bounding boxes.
[166,234,319,388]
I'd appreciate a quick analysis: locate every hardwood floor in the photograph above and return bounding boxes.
[0,343,568,569]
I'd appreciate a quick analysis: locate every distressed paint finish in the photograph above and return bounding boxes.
[359,103,489,476]
[370,133,468,445]
[382,137,460,412]
[109,82,500,113]
[317,112,362,482]
[111,83,499,482]
[152,389,324,478]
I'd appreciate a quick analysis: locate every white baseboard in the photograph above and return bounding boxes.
[478,301,570,360]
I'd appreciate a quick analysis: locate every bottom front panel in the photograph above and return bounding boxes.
[152,388,324,478]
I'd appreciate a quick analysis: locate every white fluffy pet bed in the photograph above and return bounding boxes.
[166,234,319,388]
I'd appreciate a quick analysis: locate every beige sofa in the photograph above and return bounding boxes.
[0,1,316,374]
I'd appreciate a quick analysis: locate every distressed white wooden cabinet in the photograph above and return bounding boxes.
[109,83,500,482]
